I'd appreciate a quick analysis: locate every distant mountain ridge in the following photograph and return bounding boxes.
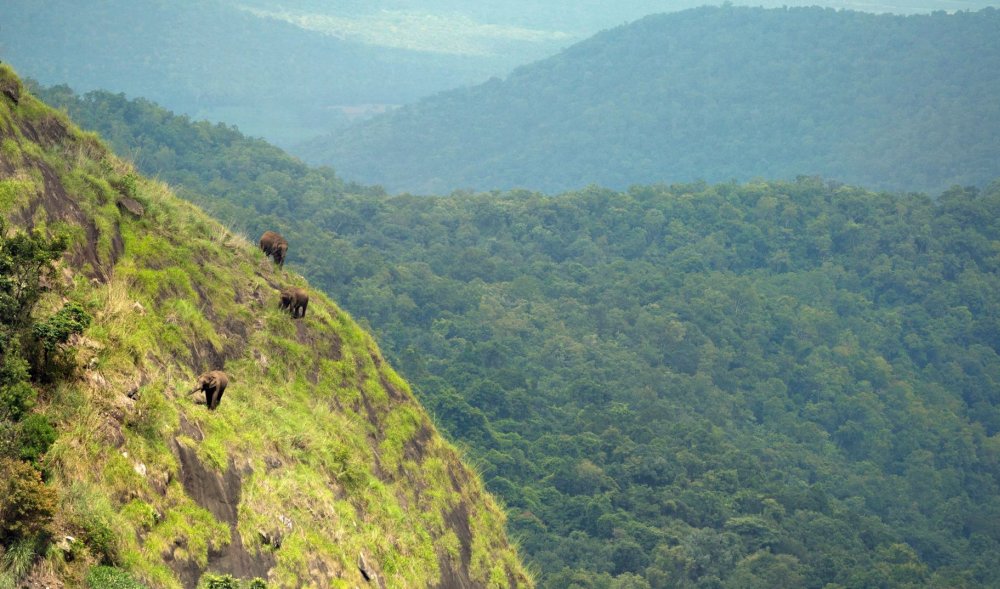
[0,0,500,146]
[300,6,1000,195]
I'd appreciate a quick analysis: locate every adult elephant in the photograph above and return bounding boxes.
[259,231,288,267]
[191,370,229,410]
[280,287,309,318]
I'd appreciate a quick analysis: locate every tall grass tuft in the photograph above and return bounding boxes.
[0,539,38,589]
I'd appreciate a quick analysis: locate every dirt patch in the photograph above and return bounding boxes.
[190,282,217,321]
[0,144,15,176]
[378,372,405,402]
[221,317,250,363]
[505,566,520,589]
[171,420,275,588]
[18,566,64,589]
[32,115,69,148]
[182,313,250,375]
[185,338,226,376]
[1,76,21,105]
[436,555,480,589]
[163,546,203,589]
[402,421,435,466]
[448,501,474,577]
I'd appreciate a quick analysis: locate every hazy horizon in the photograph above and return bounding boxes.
[2,0,996,147]
[237,0,999,57]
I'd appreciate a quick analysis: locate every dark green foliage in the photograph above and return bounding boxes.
[0,217,69,474]
[0,219,90,465]
[0,218,84,577]
[32,300,90,360]
[0,380,34,422]
[33,84,1000,587]
[0,218,66,330]
[199,573,257,589]
[109,171,138,200]
[0,457,56,544]
[304,6,1000,195]
[85,566,149,589]
[16,413,56,465]
[0,217,67,397]
[31,302,92,378]
[0,219,75,471]
[197,575,267,589]
[80,514,117,565]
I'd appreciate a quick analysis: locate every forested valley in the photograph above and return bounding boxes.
[36,84,1000,588]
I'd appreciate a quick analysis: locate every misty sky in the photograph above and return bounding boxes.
[236,0,998,56]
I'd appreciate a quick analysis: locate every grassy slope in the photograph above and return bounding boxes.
[0,64,530,589]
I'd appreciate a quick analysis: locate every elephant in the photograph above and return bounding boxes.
[259,231,288,267]
[190,370,229,410]
[279,287,309,318]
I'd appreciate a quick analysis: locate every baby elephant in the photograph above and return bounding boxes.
[259,231,288,267]
[280,287,309,318]
[191,370,229,410]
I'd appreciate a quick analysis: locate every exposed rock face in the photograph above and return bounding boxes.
[117,196,145,218]
[172,418,275,588]
[1,75,20,104]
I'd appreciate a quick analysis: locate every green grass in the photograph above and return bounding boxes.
[0,176,34,215]
[1,138,22,165]
[86,566,150,589]
[0,63,533,588]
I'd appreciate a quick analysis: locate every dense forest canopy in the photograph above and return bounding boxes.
[301,6,1000,196]
[36,83,1000,588]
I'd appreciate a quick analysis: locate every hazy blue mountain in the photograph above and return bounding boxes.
[0,0,507,146]
[3,1,995,149]
[3,1,996,149]
[299,6,1000,195]
[238,0,1000,37]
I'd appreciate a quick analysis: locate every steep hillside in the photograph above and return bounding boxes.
[34,81,1000,588]
[0,65,530,588]
[302,6,1000,195]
